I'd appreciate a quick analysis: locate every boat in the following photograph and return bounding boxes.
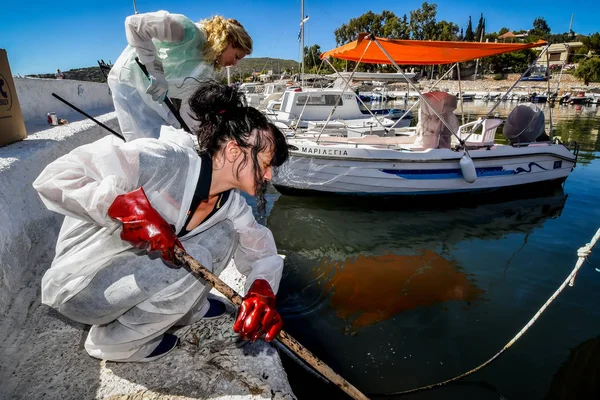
[242,81,289,109]
[519,74,550,82]
[272,35,579,196]
[456,92,475,101]
[528,86,549,103]
[568,89,592,105]
[263,86,413,133]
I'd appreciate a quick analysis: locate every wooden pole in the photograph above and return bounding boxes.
[174,247,369,400]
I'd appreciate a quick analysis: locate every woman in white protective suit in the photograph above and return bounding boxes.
[108,10,252,141]
[33,81,288,362]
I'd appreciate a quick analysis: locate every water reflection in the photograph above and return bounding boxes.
[269,187,567,258]
[270,187,567,324]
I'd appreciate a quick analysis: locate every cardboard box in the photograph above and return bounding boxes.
[0,49,27,147]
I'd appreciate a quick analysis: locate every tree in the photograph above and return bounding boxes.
[483,49,536,74]
[547,32,577,44]
[498,27,510,36]
[304,45,322,72]
[399,15,410,39]
[474,14,485,41]
[464,16,474,41]
[529,17,551,41]
[581,32,600,54]
[532,17,551,36]
[433,20,459,41]
[333,10,411,45]
[574,57,600,85]
[409,2,438,40]
[381,10,399,38]
[381,11,410,39]
[333,11,384,45]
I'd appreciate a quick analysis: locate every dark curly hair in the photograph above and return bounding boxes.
[187,80,288,198]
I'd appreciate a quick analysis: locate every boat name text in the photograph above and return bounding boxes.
[301,147,349,156]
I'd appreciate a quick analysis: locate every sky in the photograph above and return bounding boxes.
[4,0,600,75]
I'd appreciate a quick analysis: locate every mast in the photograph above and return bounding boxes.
[569,13,575,38]
[301,0,305,88]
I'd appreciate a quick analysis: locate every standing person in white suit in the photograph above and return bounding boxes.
[108,10,252,141]
[33,82,288,362]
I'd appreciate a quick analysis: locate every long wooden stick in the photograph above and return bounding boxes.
[174,246,369,400]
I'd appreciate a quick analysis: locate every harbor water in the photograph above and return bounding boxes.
[246,101,600,399]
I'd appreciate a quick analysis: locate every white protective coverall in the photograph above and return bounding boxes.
[108,11,214,141]
[33,127,283,361]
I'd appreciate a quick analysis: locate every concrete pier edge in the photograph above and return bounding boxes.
[0,78,295,399]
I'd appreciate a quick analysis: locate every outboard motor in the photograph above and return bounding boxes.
[503,103,545,144]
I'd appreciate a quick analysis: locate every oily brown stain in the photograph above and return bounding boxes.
[316,250,484,331]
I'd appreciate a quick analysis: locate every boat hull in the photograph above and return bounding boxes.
[272,140,576,196]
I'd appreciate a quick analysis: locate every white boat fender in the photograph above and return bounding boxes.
[460,154,477,183]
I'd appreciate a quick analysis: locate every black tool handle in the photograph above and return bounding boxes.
[52,93,125,141]
[135,57,191,133]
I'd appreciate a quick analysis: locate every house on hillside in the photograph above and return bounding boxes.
[536,42,585,67]
[498,31,516,42]
[498,31,529,42]
[513,32,530,40]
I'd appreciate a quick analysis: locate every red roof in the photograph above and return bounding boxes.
[498,31,516,39]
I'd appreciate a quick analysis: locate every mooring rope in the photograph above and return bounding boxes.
[376,227,600,397]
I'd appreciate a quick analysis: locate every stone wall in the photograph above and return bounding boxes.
[14,77,113,123]
[394,73,600,94]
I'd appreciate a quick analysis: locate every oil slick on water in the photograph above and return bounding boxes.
[314,250,484,332]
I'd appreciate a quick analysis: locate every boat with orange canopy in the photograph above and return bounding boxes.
[272,34,579,197]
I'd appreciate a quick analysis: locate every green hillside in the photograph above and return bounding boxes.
[25,57,300,83]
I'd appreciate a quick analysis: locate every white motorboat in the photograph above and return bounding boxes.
[272,35,578,197]
[264,87,413,132]
[239,81,290,109]
[274,132,576,196]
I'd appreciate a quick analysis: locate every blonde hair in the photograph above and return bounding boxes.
[200,16,253,69]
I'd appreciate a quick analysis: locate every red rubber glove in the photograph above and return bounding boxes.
[107,187,183,265]
[233,279,283,342]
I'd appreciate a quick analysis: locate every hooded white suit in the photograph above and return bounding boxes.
[108,11,213,141]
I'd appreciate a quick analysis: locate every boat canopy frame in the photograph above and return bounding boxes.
[320,34,550,148]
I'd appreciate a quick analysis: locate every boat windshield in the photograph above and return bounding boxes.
[295,94,343,106]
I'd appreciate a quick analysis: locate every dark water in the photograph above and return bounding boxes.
[248,102,600,399]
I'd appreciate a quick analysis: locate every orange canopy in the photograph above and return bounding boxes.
[321,33,547,65]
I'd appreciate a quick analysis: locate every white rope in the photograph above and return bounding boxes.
[384,227,600,396]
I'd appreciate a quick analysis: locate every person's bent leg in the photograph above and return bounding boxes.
[60,220,237,361]
[84,271,208,361]
[86,220,238,361]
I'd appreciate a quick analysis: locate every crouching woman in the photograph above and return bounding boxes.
[33,82,288,362]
